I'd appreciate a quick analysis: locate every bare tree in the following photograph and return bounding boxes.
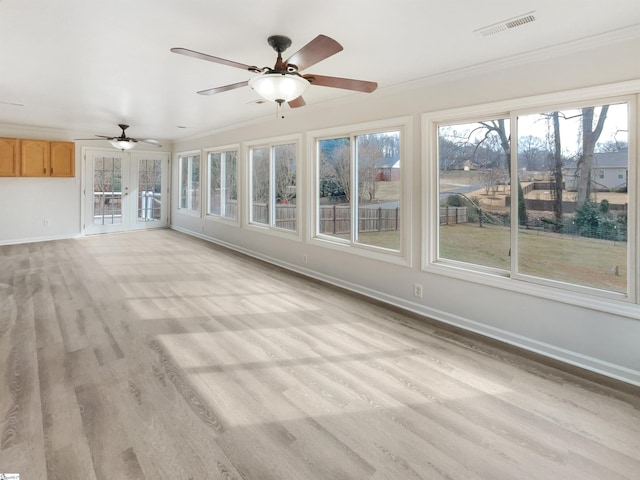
[357,135,383,203]
[480,167,506,196]
[320,139,351,202]
[224,150,238,203]
[550,112,563,229]
[518,135,546,171]
[275,143,296,203]
[251,147,270,204]
[576,105,609,205]
[597,139,628,153]
[477,120,528,225]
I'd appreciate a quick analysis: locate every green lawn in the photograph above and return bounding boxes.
[356,230,401,251]
[440,223,627,293]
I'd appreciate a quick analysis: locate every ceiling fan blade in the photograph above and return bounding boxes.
[304,74,378,93]
[284,35,343,71]
[288,96,306,108]
[137,139,162,147]
[197,80,249,95]
[171,47,257,71]
[73,135,116,140]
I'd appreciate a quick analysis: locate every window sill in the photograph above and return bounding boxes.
[423,260,640,320]
[310,235,411,268]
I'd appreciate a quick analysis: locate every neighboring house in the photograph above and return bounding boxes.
[564,149,628,192]
[375,155,400,181]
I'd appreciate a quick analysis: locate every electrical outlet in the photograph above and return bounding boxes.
[43,219,50,227]
[302,254,308,264]
[413,283,423,298]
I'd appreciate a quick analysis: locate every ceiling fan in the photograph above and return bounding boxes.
[75,124,162,150]
[171,34,378,108]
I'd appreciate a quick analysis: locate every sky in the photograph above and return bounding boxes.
[517,102,629,157]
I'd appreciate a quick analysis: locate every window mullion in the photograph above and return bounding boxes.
[510,112,519,277]
[187,156,193,211]
[351,134,358,244]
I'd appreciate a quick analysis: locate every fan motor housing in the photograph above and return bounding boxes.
[268,35,292,53]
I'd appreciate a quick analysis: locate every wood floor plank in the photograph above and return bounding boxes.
[37,342,97,480]
[1,229,639,479]
[0,272,47,479]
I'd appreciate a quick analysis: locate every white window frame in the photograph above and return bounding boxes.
[308,117,412,267]
[177,151,201,215]
[205,145,240,225]
[422,81,639,318]
[429,112,512,278]
[245,135,302,239]
[509,97,635,300]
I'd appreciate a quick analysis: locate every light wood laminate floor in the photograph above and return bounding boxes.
[0,229,639,479]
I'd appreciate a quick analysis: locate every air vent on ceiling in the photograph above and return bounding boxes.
[475,11,536,37]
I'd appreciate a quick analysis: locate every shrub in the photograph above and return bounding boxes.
[571,200,627,241]
[446,194,479,223]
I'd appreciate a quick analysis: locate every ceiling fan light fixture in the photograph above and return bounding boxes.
[109,139,136,151]
[249,73,309,104]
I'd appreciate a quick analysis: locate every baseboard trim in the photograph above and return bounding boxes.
[0,233,81,246]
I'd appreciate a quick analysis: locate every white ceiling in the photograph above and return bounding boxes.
[0,0,639,142]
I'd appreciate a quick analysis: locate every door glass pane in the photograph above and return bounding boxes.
[437,120,511,269]
[93,156,122,225]
[517,103,628,293]
[355,131,401,251]
[318,137,351,239]
[274,143,296,231]
[138,158,162,222]
[251,147,270,225]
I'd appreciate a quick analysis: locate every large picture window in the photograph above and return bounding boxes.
[317,129,402,252]
[208,148,238,220]
[432,98,632,298]
[515,102,629,293]
[249,142,297,232]
[179,153,200,213]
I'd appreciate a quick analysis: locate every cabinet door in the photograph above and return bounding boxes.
[0,137,20,176]
[50,141,75,177]
[21,139,50,176]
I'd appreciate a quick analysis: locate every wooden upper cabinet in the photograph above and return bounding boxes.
[50,141,75,177]
[0,138,76,177]
[21,139,50,176]
[0,137,20,176]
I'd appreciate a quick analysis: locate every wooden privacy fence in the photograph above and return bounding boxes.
[320,205,400,234]
[320,205,351,234]
[439,206,467,225]
[251,203,402,233]
[251,204,297,231]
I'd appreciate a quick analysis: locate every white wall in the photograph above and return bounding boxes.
[0,125,172,245]
[171,34,640,386]
[0,125,83,244]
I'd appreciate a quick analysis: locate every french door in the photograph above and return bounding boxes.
[84,148,169,234]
